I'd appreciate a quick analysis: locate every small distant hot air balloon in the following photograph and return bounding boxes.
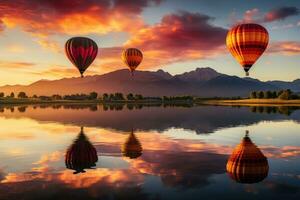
[65,37,98,77]
[226,130,269,184]
[121,130,143,159]
[122,48,143,76]
[226,23,269,76]
[65,127,98,174]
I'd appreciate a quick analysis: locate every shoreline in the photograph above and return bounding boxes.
[2,98,300,107]
[199,99,300,106]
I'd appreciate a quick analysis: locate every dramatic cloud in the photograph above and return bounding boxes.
[238,6,299,25]
[268,41,300,55]
[264,6,299,22]
[129,150,227,188]
[0,0,161,36]
[114,11,227,68]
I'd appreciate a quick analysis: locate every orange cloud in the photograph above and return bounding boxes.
[234,7,299,25]
[268,41,300,55]
[0,61,35,69]
[0,0,161,36]
[264,6,299,22]
[98,11,228,70]
[262,145,300,159]
[37,38,62,53]
[30,65,101,78]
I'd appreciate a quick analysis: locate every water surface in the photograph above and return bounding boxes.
[0,105,299,199]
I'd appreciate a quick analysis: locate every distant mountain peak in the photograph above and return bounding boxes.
[0,67,298,97]
[175,67,221,82]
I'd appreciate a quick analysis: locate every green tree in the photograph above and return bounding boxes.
[277,90,284,97]
[109,94,115,101]
[89,92,98,100]
[278,90,292,100]
[250,91,257,99]
[52,94,62,100]
[258,91,264,99]
[126,93,134,101]
[32,94,38,98]
[102,93,109,101]
[264,91,272,99]
[271,91,277,98]
[114,93,124,101]
[10,92,15,98]
[17,92,28,98]
[135,94,143,100]
[0,92,4,98]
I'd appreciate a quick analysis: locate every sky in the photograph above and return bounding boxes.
[0,0,299,85]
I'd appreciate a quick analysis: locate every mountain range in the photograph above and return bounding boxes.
[1,67,299,97]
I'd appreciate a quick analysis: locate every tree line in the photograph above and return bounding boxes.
[249,89,299,100]
[0,91,195,102]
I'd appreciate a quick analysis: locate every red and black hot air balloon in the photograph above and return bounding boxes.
[65,127,98,174]
[226,23,269,76]
[121,130,143,159]
[226,130,269,184]
[122,48,143,76]
[65,37,98,77]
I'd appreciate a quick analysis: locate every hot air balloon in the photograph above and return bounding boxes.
[65,127,98,174]
[65,37,98,77]
[226,130,269,184]
[122,48,143,76]
[121,130,143,159]
[226,23,269,76]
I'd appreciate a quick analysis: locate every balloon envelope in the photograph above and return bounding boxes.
[122,48,143,75]
[226,23,269,76]
[121,131,143,159]
[65,37,98,77]
[65,127,98,174]
[226,131,269,184]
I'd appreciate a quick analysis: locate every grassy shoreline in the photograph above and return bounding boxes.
[200,99,300,106]
[2,98,300,107]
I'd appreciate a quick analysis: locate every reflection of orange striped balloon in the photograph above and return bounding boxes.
[226,131,268,184]
[122,48,143,75]
[121,131,143,159]
[226,23,269,76]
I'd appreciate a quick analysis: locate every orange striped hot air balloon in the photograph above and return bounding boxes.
[226,131,269,184]
[122,48,143,76]
[226,23,269,76]
[65,127,98,174]
[121,130,143,159]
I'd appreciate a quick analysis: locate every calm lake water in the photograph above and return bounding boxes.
[0,104,299,200]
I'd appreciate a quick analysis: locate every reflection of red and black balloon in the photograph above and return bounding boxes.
[65,127,98,174]
[226,131,269,184]
[122,131,143,159]
[65,37,98,77]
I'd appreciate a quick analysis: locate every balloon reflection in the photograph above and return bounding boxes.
[121,130,143,159]
[226,130,269,184]
[65,127,98,174]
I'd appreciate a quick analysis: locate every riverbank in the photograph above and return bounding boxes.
[200,99,300,106]
[0,98,194,106]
